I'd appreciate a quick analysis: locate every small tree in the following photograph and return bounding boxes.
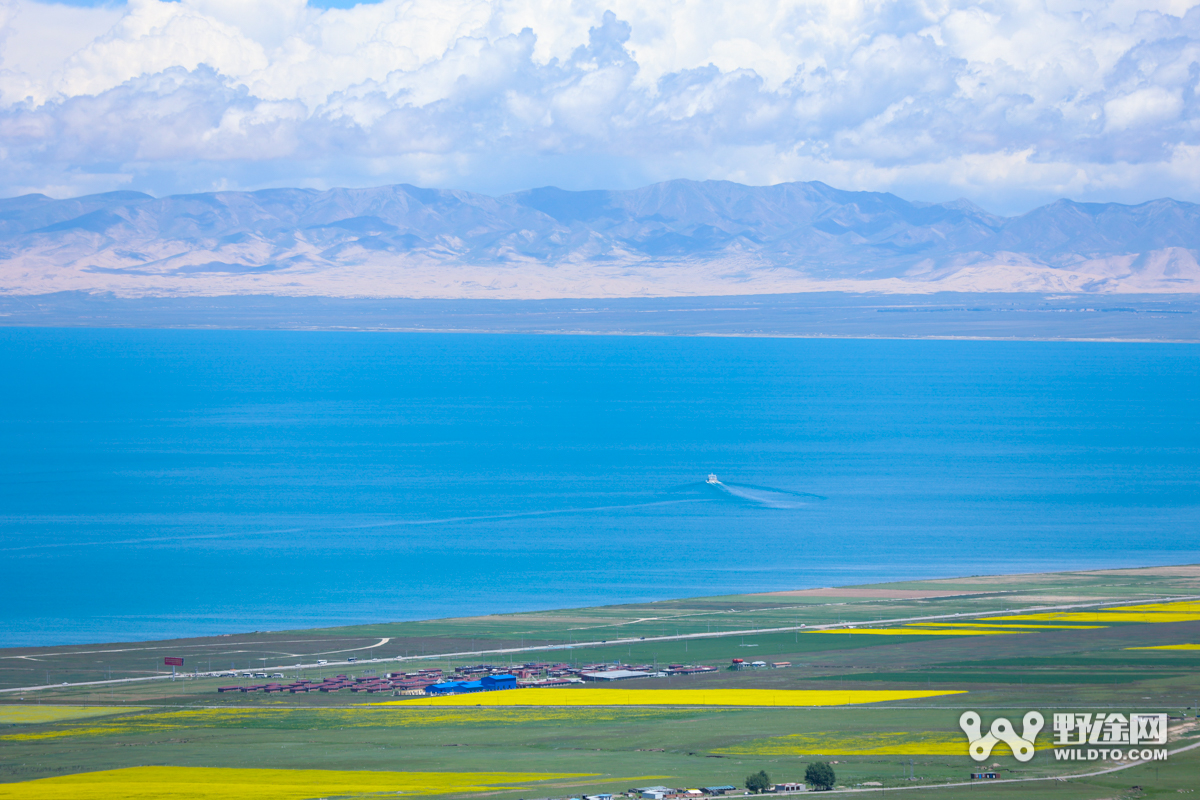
[744,770,770,794]
[804,762,835,791]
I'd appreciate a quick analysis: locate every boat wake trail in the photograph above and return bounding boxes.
[705,480,825,509]
[351,499,711,529]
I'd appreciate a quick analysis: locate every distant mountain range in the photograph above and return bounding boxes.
[1,180,1198,298]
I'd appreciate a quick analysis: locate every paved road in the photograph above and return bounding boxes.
[4,594,1197,694]
[286,592,1200,673]
[812,737,1200,794]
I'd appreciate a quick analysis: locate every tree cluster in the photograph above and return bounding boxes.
[744,771,770,794]
[804,762,835,791]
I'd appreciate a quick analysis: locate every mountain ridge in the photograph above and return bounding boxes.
[1,179,1197,298]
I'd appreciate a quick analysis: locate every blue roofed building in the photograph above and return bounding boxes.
[425,681,468,695]
[424,674,518,696]
[481,674,517,691]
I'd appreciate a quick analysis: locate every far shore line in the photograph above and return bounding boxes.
[0,323,1197,344]
[1,291,1196,342]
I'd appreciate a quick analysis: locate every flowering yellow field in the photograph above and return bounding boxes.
[0,706,704,741]
[907,622,1106,630]
[382,688,963,707]
[184,706,693,726]
[0,766,593,800]
[813,617,1118,635]
[1,705,729,742]
[714,730,1053,756]
[0,726,125,742]
[985,612,1200,623]
[983,599,1200,625]
[0,706,146,725]
[713,731,968,756]
[1126,644,1200,650]
[1108,601,1200,614]
[813,627,1024,636]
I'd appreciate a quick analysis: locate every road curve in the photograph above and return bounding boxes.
[2,596,1196,695]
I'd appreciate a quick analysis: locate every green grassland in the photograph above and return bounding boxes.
[5,564,1200,688]
[2,563,1200,798]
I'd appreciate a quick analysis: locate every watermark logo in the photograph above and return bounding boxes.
[1052,712,1166,745]
[1051,712,1168,762]
[960,711,1043,762]
[958,710,1169,763]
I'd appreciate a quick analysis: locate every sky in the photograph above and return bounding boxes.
[1,0,1199,214]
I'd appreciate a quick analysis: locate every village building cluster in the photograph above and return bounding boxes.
[215,662,720,694]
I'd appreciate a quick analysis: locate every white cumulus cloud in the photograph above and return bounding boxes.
[1,0,1200,212]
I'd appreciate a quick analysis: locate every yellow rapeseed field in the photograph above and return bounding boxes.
[1107,601,1200,613]
[136,706,694,727]
[812,627,1023,636]
[0,706,147,725]
[0,726,124,742]
[714,730,1053,756]
[984,612,1200,624]
[906,622,1107,630]
[813,618,1114,636]
[0,706,704,741]
[380,688,963,707]
[0,766,594,800]
[713,731,968,756]
[1126,644,1200,650]
[983,599,1200,625]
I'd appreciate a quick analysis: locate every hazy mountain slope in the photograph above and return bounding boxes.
[0,180,1196,298]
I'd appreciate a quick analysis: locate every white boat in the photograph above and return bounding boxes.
[706,473,719,484]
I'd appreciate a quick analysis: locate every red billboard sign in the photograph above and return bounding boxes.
[164,657,184,667]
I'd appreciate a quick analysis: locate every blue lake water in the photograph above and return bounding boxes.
[1,328,1197,647]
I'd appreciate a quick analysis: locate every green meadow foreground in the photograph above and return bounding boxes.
[2,564,1200,798]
